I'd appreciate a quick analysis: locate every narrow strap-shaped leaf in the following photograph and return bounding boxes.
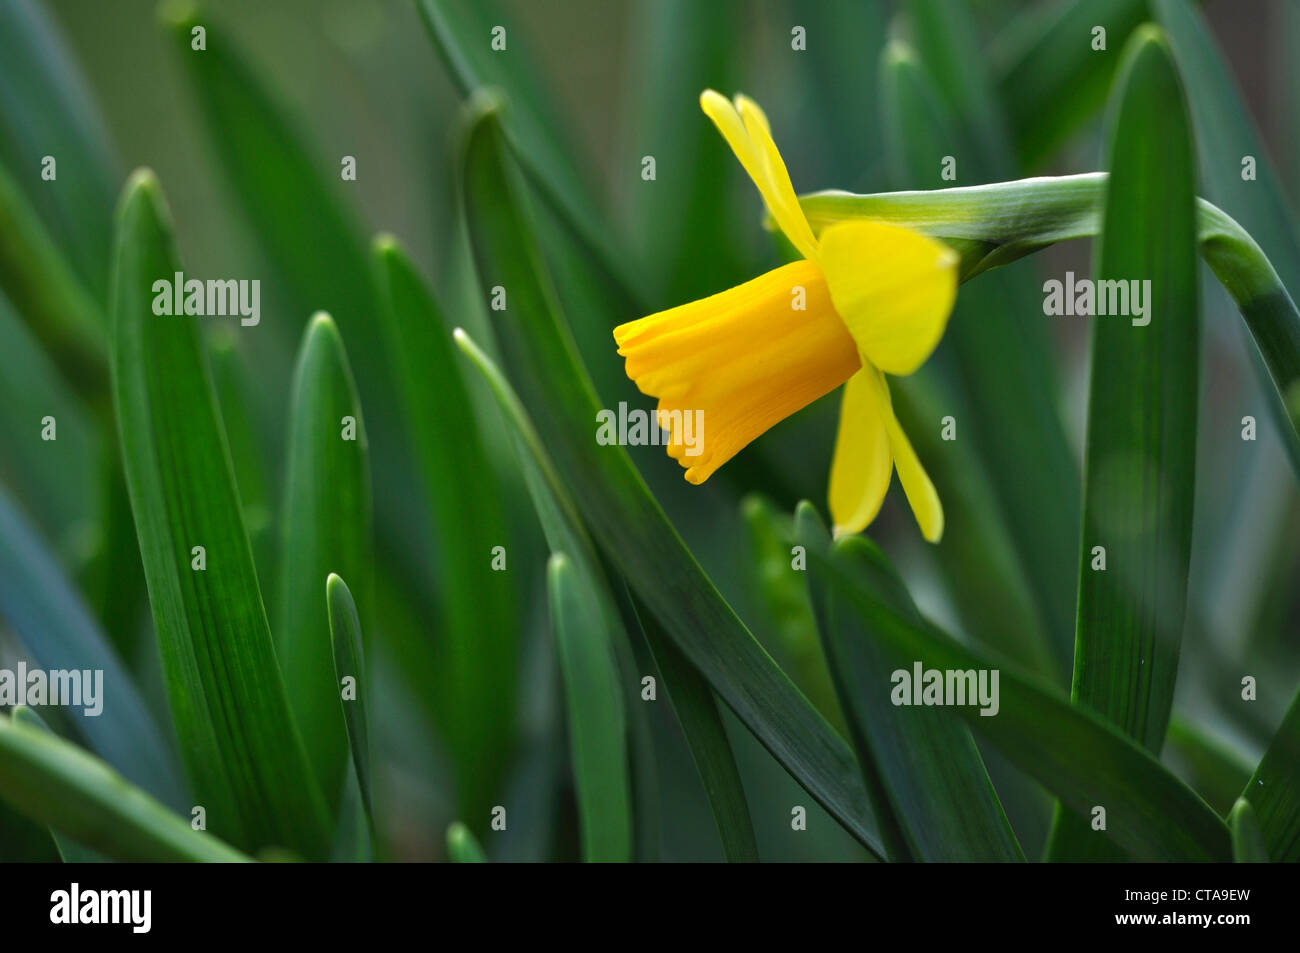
[802,529,1231,862]
[110,169,331,858]
[458,96,882,855]
[798,504,1024,862]
[1242,684,1300,861]
[1229,798,1270,862]
[1154,0,1300,469]
[455,329,757,862]
[0,482,185,808]
[1048,25,1200,862]
[881,43,1075,676]
[624,587,760,863]
[277,314,372,821]
[12,707,109,862]
[0,291,97,548]
[0,713,251,863]
[413,0,641,304]
[327,574,374,851]
[446,821,486,863]
[993,0,1148,170]
[547,554,633,862]
[0,0,118,298]
[372,236,516,816]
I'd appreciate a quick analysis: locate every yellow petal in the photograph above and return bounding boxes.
[879,376,944,542]
[614,260,860,484]
[818,220,959,376]
[700,90,819,261]
[828,368,893,538]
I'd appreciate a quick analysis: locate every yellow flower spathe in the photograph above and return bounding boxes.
[614,91,957,541]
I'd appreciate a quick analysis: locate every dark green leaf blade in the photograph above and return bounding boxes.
[0,713,251,863]
[800,531,1230,862]
[1242,685,1300,861]
[109,168,331,859]
[458,94,881,855]
[372,236,516,816]
[797,504,1024,862]
[1228,798,1269,862]
[326,573,373,832]
[277,314,372,822]
[0,483,185,807]
[1048,25,1200,861]
[547,553,633,863]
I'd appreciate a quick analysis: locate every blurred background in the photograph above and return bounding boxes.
[2,0,1297,861]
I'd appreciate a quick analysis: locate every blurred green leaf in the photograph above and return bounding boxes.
[455,328,757,863]
[1048,26,1200,861]
[0,0,119,298]
[0,712,250,863]
[12,707,109,862]
[0,482,184,807]
[327,574,373,838]
[1242,684,1300,861]
[109,169,331,858]
[621,0,744,305]
[547,553,633,862]
[458,93,882,855]
[906,0,1017,175]
[881,42,1075,674]
[277,314,372,822]
[993,0,1148,169]
[798,504,1024,862]
[0,291,96,550]
[800,525,1230,862]
[1155,0,1300,471]
[372,237,516,816]
[413,0,640,303]
[1228,798,1269,862]
[446,821,486,863]
[1164,717,1254,817]
[0,156,106,400]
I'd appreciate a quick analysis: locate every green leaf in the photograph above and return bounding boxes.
[277,314,372,822]
[0,482,185,807]
[993,0,1148,169]
[880,42,1076,674]
[412,0,640,303]
[905,0,1017,176]
[1163,717,1254,817]
[0,712,251,863]
[1048,25,1200,862]
[797,504,1024,862]
[0,0,119,298]
[446,821,486,863]
[1228,798,1269,862]
[798,527,1230,862]
[547,553,633,862]
[1154,0,1300,469]
[11,708,109,862]
[621,0,744,304]
[109,168,331,858]
[0,290,97,549]
[327,574,373,836]
[372,236,516,815]
[454,329,757,863]
[0,155,106,400]
[458,93,881,855]
[1242,684,1300,861]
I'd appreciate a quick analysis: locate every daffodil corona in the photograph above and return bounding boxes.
[614,91,958,541]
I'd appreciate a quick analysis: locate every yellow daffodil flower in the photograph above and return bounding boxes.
[613,90,958,541]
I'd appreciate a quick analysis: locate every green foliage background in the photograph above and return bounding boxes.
[0,0,1297,862]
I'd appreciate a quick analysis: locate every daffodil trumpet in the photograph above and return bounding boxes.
[614,91,958,541]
